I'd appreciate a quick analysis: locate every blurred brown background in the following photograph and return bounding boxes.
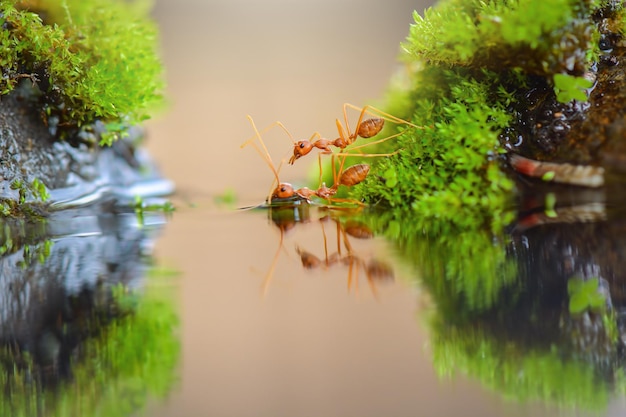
[147,0,423,203]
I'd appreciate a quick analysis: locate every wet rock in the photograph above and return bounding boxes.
[0,82,173,212]
[509,14,626,179]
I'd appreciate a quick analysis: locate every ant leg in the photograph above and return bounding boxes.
[343,103,423,129]
[241,117,295,149]
[365,265,380,300]
[331,152,346,189]
[319,218,330,266]
[349,103,370,143]
[335,220,342,257]
[260,226,284,296]
[317,153,324,187]
[340,130,406,156]
[243,115,289,204]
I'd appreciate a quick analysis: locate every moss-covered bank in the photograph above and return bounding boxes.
[0,0,171,215]
[0,0,163,144]
[353,0,625,228]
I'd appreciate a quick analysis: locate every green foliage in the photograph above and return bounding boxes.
[553,73,594,102]
[16,239,53,268]
[567,277,607,314]
[354,69,515,228]
[351,0,616,226]
[9,177,50,204]
[0,0,164,143]
[365,209,518,315]
[404,0,599,76]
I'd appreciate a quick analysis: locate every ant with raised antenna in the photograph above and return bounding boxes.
[287,102,421,165]
[241,115,371,207]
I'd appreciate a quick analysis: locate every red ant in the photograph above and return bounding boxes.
[287,103,422,165]
[241,115,371,206]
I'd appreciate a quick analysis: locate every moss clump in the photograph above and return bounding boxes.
[404,0,600,76]
[353,0,622,227]
[0,0,163,145]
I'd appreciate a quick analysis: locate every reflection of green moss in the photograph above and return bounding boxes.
[432,322,610,411]
[367,211,518,316]
[0,219,49,256]
[0,281,180,417]
[351,0,620,223]
[567,277,607,314]
[66,285,179,416]
[0,0,163,144]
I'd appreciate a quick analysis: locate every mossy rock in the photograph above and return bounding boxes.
[0,0,171,216]
[354,0,626,227]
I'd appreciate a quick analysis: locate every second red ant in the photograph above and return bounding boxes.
[241,115,372,207]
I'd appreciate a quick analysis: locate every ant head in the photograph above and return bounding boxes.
[289,140,313,164]
[272,182,295,199]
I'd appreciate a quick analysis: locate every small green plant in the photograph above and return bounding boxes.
[17,239,53,268]
[214,188,238,207]
[10,179,25,204]
[30,178,49,202]
[9,178,50,204]
[553,73,594,103]
[134,195,175,225]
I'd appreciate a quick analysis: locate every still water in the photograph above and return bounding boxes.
[4,0,626,416]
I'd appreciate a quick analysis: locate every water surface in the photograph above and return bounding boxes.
[4,0,626,416]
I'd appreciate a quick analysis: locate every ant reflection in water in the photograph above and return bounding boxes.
[259,205,394,297]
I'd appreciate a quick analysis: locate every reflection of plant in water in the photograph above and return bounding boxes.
[133,195,175,226]
[431,322,610,411]
[381,196,626,411]
[16,240,54,268]
[568,277,607,314]
[0,219,49,257]
[367,211,518,314]
[0,278,180,417]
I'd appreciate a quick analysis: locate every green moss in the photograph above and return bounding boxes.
[366,210,518,315]
[0,0,164,144]
[353,0,621,227]
[404,0,600,75]
[354,68,516,228]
